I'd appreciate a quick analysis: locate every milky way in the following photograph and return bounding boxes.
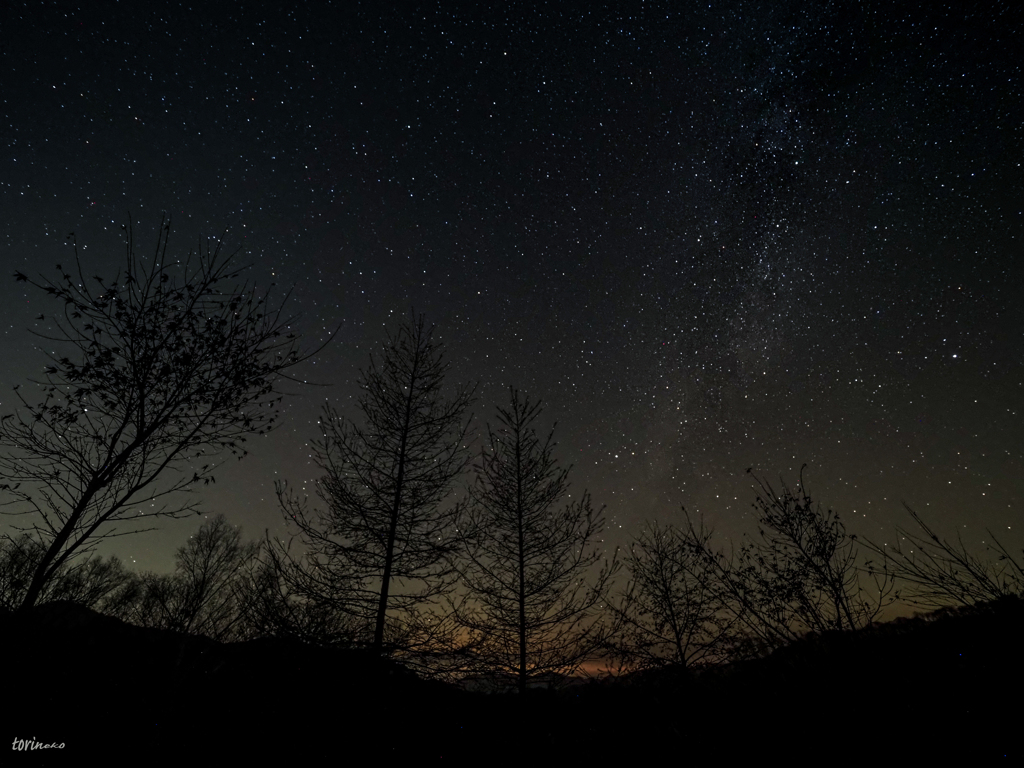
[1,1,1020,569]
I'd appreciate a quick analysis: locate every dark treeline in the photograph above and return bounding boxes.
[5,456,1022,679]
[1,230,1022,760]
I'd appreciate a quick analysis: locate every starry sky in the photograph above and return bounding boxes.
[1,1,1021,574]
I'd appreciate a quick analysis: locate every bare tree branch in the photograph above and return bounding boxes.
[864,503,1024,609]
[455,387,618,693]
[607,519,734,670]
[276,313,475,656]
[678,467,897,657]
[0,218,320,611]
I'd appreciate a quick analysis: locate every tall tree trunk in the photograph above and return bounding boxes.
[516,435,527,695]
[373,358,417,653]
[18,489,97,613]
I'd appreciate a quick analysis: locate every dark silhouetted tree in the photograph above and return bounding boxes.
[277,314,474,654]
[609,519,732,670]
[682,468,896,655]
[865,503,1024,609]
[0,534,134,612]
[112,514,261,641]
[235,542,364,645]
[455,388,617,693]
[0,220,313,612]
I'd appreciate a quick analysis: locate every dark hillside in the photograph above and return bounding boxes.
[3,598,1022,763]
[1,602,467,763]
[575,596,1024,760]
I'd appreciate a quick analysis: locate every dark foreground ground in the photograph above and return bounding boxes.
[2,597,1022,764]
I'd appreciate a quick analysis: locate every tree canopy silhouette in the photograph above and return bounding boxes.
[277,314,474,654]
[455,388,617,693]
[865,503,1024,609]
[0,220,314,612]
[0,533,133,612]
[609,519,732,670]
[680,468,896,655]
[110,514,262,641]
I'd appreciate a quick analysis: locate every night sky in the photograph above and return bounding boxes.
[1,1,1021,575]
